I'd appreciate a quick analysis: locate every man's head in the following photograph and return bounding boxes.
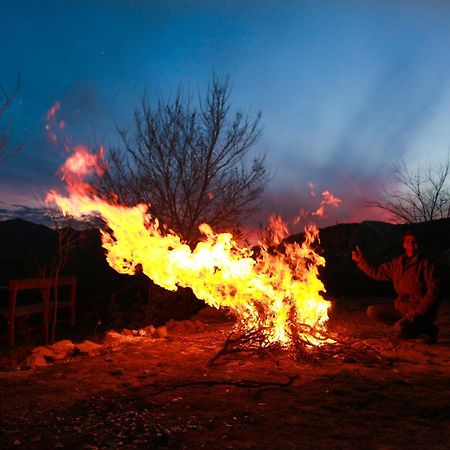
[402,230,420,258]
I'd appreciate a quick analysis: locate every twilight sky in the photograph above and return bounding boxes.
[2,0,450,233]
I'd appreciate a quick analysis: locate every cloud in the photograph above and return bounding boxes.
[0,201,52,226]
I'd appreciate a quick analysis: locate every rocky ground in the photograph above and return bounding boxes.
[0,297,449,449]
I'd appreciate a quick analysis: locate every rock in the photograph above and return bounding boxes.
[23,352,48,368]
[75,340,103,356]
[103,330,125,345]
[31,345,57,358]
[104,330,143,346]
[155,325,168,338]
[23,340,76,367]
[47,340,76,360]
[49,340,76,358]
[29,346,61,363]
[142,325,157,337]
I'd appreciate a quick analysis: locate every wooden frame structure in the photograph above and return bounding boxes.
[0,276,77,346]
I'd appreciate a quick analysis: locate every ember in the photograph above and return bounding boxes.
[47,145,333,348]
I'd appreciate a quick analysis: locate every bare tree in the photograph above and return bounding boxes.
[0,74,24,163]
[37,204,78,343]
[368,156,450,223]
[97,75,267,244]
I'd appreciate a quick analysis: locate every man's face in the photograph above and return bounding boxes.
[403,235,419,257]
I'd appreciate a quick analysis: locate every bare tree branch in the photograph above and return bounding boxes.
[0,73,25,163]
[96,75,268,243]
[367,155,450,223]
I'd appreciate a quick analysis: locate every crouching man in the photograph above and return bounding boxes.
[352,230,440,344]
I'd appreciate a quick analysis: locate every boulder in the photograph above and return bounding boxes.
[49,340,76,359]
[75,340,103,356]
[155,325,168,338]
[24,351,48,368]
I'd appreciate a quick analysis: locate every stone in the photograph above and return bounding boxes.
[47,340,76,360]
[23,352,48,368]
[155,325,168,338]
[75,340,103,356]
[142,325,157,337]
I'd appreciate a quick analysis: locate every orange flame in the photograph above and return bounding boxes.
[47,147,332,346]
[61,145,105,194]
[45,101,63,146]
[293,208,308,225]
[46,101,61,121]
[313,190,342,218]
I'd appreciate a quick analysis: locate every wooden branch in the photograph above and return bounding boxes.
[143,375,298,397]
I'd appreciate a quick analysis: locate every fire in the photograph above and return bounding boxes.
[47,146,332,347]
[46,101,61,121]
[45,101,62,145]
[293,185,342,226]
[59,145,105,195]
[312,190,342,218]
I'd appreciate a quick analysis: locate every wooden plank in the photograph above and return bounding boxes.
[3,276,77,346]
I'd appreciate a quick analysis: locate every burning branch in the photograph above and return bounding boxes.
[208,327,281,366]
[208,323,390,367]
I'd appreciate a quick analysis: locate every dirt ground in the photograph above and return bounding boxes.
[0,297,449,450]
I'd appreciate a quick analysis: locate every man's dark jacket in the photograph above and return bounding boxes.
[356,253,439,318]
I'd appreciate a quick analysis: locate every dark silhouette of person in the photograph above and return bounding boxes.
[352,230,440,344]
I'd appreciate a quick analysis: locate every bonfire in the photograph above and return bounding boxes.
[46,144,336,355]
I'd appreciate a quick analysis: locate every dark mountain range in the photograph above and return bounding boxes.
[1,218,449,317]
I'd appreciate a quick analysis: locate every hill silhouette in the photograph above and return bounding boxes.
[1,218,449,327]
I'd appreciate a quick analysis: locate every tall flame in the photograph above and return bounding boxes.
[47,146,332,346]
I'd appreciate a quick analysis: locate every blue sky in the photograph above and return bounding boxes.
[1,0,450,231]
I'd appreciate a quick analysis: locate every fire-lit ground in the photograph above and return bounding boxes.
[1,297,449,450]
